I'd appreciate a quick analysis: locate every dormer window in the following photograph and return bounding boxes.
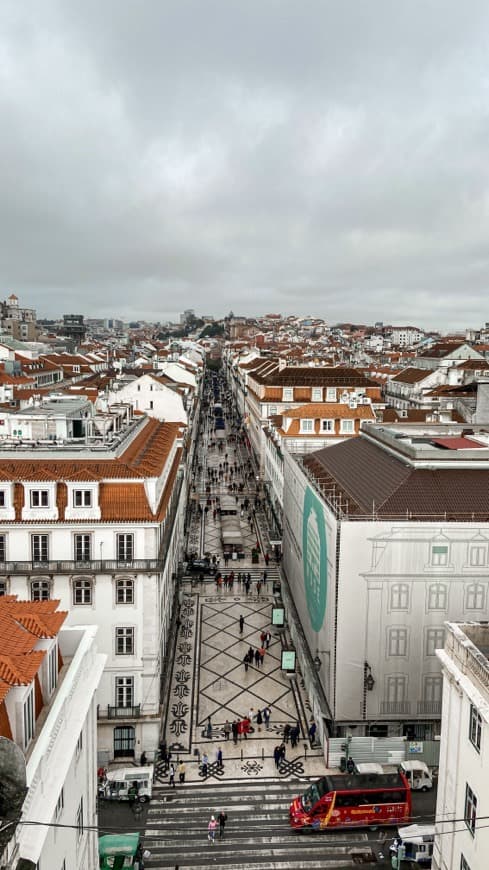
[326,387,337,402]
[0,492,5,507]
[321,420,334,432]
[74,490,92,507]
[282,388,293,401]
[301,419,314,433]
[31,490,49,508]
[312,388,322,402]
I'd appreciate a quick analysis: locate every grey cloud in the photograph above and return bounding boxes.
[1,0,489,328]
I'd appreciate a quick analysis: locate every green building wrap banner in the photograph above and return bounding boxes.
[302,485,328,631]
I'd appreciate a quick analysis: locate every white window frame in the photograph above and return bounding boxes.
[31,578,51,601]
[326,387,337,402]
[30,490,49,508]
[340,419,354,434]
[116,577,135,604]
[0,534,6,562]
[72,577,93,606]
[74,534,91,562]
[23,687,35,748]
[464,783,477,836]
[425,627,445,656]
[431,544,448,566]
[387,627,408,657]
[282,387,293,402]
[48,644,58,693]
[427,583,448,611]
[73,490,92,508]
[321,419,334,432]
[390,584,409,611]
[0,491,5,507]
[301,419,314,433]
[386,674,407,703]
[469,704,482,753]
[423,674,442,703]
[31,534,49,563]
[117,534,134,562]
[115,676,134,708]
[466,583,486,611]
[312,387,322,402]
[115,626,135,655]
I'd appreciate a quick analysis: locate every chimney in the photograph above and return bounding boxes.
[475,380,489,423]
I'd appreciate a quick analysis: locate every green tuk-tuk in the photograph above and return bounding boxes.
[99,833,142,868]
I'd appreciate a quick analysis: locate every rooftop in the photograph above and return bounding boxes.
[301,422,489,521]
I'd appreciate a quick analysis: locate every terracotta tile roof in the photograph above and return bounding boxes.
[252,365,379,388]
[0,419,182,483]
[283,403,375,419]
[0,597,67,699]
[99,482,154,521]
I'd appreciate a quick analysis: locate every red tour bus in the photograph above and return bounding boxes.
[290,772,411,831]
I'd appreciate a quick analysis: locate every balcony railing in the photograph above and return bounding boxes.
[0,559,162,576]
[417,700,442,716]
[99,705,141,720]
[380,701,411,715]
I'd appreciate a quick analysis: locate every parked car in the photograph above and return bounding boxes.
[187,559,216,574]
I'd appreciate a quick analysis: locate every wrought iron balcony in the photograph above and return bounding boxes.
[417,700,442,716]
[380,701,411,715]
[0,559,162,576]
[99,705,141,720]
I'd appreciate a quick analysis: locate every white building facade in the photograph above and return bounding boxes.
[0,415,186,763]
[434,622,489,870]
[1,613,105,870]
[281,423,489,744]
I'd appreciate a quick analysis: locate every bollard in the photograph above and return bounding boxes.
[241,748,243,761]
[304,742,308,760]
[262,747,264,761]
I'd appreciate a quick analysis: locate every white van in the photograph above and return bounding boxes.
[354,762,384,775]
[396,824,435,865]
[99,765,154,803]
[399,760,433,791]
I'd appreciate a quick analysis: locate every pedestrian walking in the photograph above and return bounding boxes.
[265,630,271,649]
[283,723,291,743]
[279,742,286,762]
[206,716,212,739]
[218,810,228,839]
[263,707,271,730]
[239,614,244,634]
[169,762,175,788]
[254,648,260,666]
[256,709,263,732]
[309,721,317,745]
[243,652,249,672]
[207,815,217,844]
[216,746,223,769]
[232,720,238,744]
[274,745,281,769]
[224,720,231,741]
[259,646,266,666]
[178,760,186,783]
[201,753,209,778]
[256,580,261,596]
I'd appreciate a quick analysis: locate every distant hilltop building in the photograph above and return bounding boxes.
[0,293,39,342]
[62,313,87,342]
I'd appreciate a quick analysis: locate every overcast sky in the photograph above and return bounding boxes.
[1,1,489,329]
